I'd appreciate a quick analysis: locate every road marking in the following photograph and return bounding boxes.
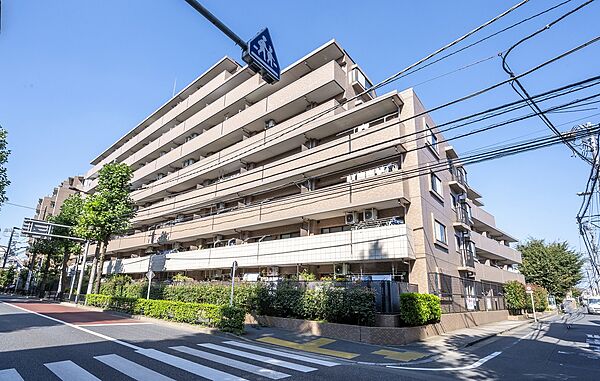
[0,369,24,381]
[587,334,600,339]
[137,348,247,381]
[387,351,502,371]
[95,354,175,381]
[256,336,358,359]
[225,341,340,367]
[199,343,318,372]
[171,346,290,380]
[2,301,141,350]
[372,349,429,362]
[45,360,101,381]
[78,322,153,327]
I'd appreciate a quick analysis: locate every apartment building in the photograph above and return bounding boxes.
[34,176,85,221]
[87,40,524,296]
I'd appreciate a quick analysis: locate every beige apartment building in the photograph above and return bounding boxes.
[86,40,524,301]
[34,176,85,221]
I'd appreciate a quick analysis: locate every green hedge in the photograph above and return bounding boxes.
[504,280,527,312]
[258,282,376,326]
[85,294,244,334]
[399,293,442,326]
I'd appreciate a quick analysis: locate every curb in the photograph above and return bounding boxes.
[462,311,558,348]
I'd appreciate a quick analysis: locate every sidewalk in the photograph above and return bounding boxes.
[241,311,558,365]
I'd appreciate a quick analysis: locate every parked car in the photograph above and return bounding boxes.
[587,298,600,314]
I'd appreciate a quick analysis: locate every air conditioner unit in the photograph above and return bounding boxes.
[216,202,225,210]
[159,151,167,157]
[353,123,369,134]
[345,211,359,225]
[265,119,276,129]
[267,266,279,276]
[363,208,378,221]
[156,173,165,180]
[334,263,349,276]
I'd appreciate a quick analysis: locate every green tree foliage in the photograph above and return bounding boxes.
[0,127,11,209]
[517,238,584,301]
[0,266,16,288]
[504,280,527,312]
[76,163,135,293]
[29,238,62,296]
[50,194,84,293]
[526,284,549,312]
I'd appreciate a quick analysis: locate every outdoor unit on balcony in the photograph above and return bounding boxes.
[216,202,225,210]
[353,123,369,134]
[156,173,165,180]
[265,119,276,129]
[363,208,378,221]
[457,193,467,202]
[267,266,279,277]
[345,211,359,225]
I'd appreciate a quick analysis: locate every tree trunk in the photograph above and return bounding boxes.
[24,252,37,292]
[58,249,71,296]
[93,239,108,294]
[37,254,51,298]
[86,243,101,295]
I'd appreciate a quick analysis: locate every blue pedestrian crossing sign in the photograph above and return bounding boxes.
[242,28,280,84]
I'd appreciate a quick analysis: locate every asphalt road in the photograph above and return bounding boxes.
[1,295,599,380]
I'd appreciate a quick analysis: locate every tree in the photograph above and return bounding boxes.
[0,127,10,209]
[517,238,584,301]
[50,194,84,294]
[28,238,61,296]
[503,280,527,312]
[76,163,134,294]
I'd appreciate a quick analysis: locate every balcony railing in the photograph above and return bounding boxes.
[449,165,468,187]
[461,241,475,268]
[455,204,471,226]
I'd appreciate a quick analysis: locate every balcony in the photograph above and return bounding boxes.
[103,224,415,275]
[453,204,471,231]
[474,262,525,283]
[448,166,468,193]
[470,231,521,264]
[459,241,475,269]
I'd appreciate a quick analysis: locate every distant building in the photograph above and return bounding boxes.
[34,176,84,220]
[84,41,524,305]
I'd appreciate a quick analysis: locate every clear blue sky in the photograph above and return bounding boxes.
[0,0,598,261]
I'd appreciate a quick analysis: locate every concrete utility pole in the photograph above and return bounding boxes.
[2,227,19,269]
[74,241,90,303]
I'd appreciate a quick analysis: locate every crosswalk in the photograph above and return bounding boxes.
[1,340,340,381]
[586,334,600,354]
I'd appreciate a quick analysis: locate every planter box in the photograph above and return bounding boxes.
[248,309,510,345]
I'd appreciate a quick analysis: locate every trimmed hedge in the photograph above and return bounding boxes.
[399,293,442,326]
[85,294,244,334]
[258,282,376,326]
[504,280,527,312]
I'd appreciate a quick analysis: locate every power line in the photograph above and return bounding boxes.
[130,91,600,225]
[3,202,36,211]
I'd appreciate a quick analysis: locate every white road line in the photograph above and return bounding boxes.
[79,322,153,327]
[137,348,247,381]
[45,360,101,381]
[224,340,340,367]
[1,302,141,350]
[387,351,502,371]
[171,345,290,380]
[199,343,318,373]
[0,369,24,381]
[95,354,175,381]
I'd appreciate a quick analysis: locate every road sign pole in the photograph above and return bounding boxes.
[530,292,537,322]
[183,0,247,49]
[146,255,155,300]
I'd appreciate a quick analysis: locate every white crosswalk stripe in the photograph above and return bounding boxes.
[95,354,175,381]
[224,340,341,367]
[0,369,24,381]
[44,360,101,381]
[171,345,290,380]
[137,348,248,381]
[199,343,318,373]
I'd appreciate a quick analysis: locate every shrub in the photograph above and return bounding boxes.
[526,284,549,312]
[504,280,527,312]
[85,294,245,333]
[400,293,442,326]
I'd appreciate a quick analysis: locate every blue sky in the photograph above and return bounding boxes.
[0,0,598,263]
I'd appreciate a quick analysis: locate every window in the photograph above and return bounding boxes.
[434,220,447,244]
[426,124,438,150]
[279,232,300,239]
[321,225,351,234]
[431,173,443,197]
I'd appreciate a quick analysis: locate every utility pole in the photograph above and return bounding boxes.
[2,227,19,269]
[74,241,90,303]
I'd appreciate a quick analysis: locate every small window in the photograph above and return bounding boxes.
[280,232,300,239]
[434,220,447,244]
[431,173,443,197]
[426,124,438,150]
[321,226,351,234]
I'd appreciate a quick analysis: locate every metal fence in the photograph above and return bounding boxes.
[428,273,506,314]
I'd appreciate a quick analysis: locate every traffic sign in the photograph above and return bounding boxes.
[526,285,533,294]
[146,270,155,280]
[243,28,280,84]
